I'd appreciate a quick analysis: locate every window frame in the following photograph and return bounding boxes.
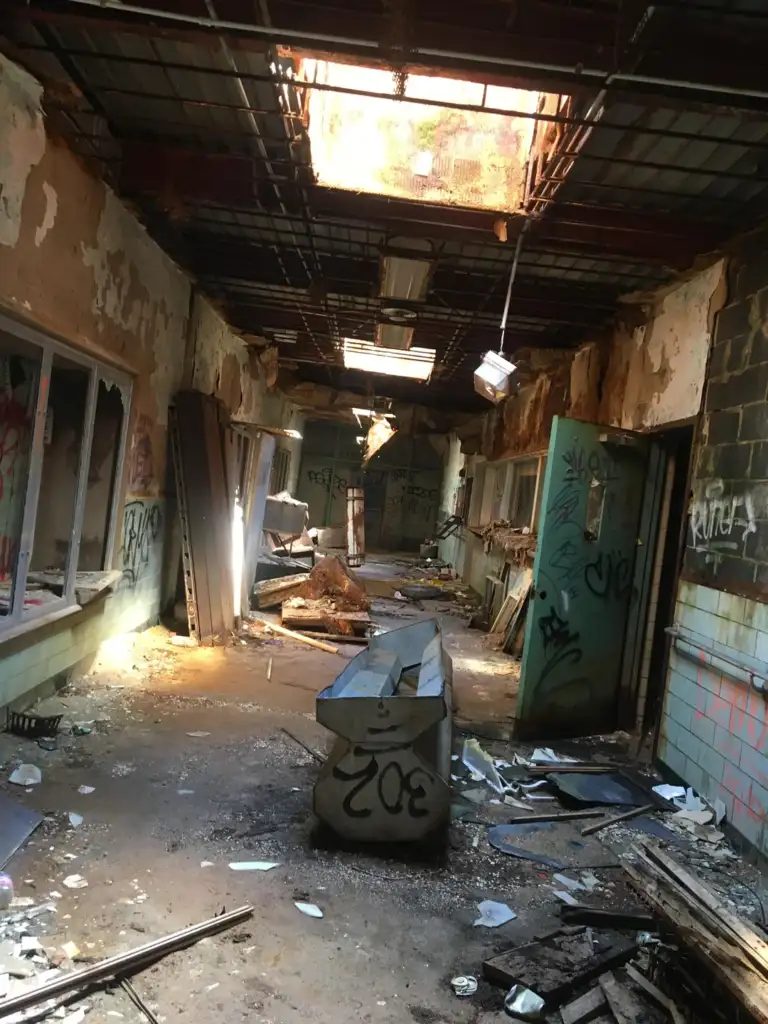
[0,312,132,637]
[506,453,547,531]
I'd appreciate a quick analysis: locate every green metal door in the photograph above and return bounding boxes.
[517,417,651,738]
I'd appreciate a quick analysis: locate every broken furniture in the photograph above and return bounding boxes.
[282,598,369,637]
[263,491,310,557]
[314,619,452,842]
[625,843,768,1022]
[483,927,638,1011]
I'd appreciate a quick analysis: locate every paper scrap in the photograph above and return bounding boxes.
[294,901,323,918]
[473,900,516,928]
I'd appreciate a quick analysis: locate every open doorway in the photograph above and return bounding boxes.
[638,423,695,737]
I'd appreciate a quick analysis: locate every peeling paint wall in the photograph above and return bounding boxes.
[601,261,726,430]
[0,54,296,710]
[0,56,45,248]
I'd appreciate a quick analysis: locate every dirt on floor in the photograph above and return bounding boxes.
[0,560,764,1024]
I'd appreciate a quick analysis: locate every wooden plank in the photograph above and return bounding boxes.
[624,854,768,1024]
[599,971,648,1024]
[581,803,655,836]
[644,845,768,978]
[624,965,686,1024]
[490,591,516,634]
[281,603,370,635]
[483,936,638,1008]
[174,391,234,643]
[503,574,532,654]
[560,988,607,1024]
[254,573,311,609]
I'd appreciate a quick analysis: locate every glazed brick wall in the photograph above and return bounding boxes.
[659,580,768,856]
[684,235,768,598]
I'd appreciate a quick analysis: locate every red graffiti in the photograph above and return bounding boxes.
[0,535,18,579]
[0,394,30,502]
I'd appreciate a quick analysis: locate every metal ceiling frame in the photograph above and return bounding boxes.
[5,0,768,407]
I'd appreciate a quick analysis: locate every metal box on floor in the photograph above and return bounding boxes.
[314,619,452,842]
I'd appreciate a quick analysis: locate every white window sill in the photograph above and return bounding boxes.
[0,603,82,646]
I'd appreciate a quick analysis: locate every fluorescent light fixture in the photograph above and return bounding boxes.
[351,407,396,419]
[380,256,431,301]
[343,339,436,381]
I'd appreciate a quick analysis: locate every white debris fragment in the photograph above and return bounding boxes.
[61,941,80,959]
[553,890,580,906]
[652,783,685,801]
[461,739,505,794]
[531,747,578,764]
[60,1008,86,1024]
[581,872,601,892]
[473,900,516,928]
[9,898,34,909]
[714,798,727,825]
[62,875,88,890]
[553,874,586,892]
[294,902,323,918]
[9,765,41,787]
[673,808,713,826]
[229,862,280,872]
[67,812,84,828]
[20,936,41,953]
[504,796,532,811]
[200,861,214,869]
[177,789,195,796]
[186,731,211,738]
[77,786,95,795]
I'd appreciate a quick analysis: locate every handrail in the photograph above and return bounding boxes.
[665,626,768,699]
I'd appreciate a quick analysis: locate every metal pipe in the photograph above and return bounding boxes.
[498,222,528,354]
[0,906,254,1019]
[55,0,768,105]
[31,45,768,150]
[666,626,768,697]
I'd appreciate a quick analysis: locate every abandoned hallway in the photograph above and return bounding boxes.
[4,0,768,1020]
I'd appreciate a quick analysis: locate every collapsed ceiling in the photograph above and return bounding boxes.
[4,0,768,410]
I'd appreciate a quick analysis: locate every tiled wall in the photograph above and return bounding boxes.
[659,579,768,855]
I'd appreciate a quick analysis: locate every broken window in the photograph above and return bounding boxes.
[507,456,546,531]
[269,447,290,495]
[0,314,131,634]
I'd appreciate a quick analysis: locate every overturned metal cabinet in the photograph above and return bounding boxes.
[314,619,452,842]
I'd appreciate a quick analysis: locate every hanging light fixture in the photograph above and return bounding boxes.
[473,223,528,404]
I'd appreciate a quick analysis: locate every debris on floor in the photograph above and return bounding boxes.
[0,556,764,1024]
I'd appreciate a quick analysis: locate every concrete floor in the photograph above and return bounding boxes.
[1,561,762,1023]
[0,565,528,1024]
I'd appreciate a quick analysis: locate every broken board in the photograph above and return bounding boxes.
[173,391,234,644]
[281,601,370,636]
[483,931,637,1010]
[254,573,311,609]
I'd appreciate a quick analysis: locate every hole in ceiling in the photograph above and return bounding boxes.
[299,59,551,213]
[343,338,436,380]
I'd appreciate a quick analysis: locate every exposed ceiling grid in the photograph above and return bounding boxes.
[3,0,768,407]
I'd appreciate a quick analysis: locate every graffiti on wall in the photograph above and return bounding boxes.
[307,466,348,493]
[0,390,32,580]
[689,478,757,567]
[120,498,162,588]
